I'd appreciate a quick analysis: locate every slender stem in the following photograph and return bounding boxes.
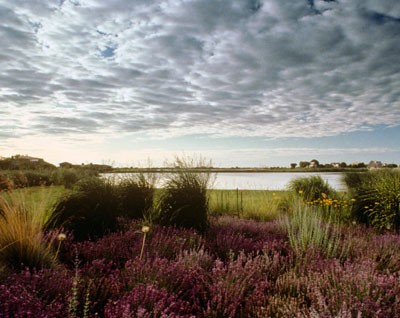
[139,233,147,260]
[53,241,62,262]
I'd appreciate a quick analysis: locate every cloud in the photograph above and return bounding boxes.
[0,0,399,142]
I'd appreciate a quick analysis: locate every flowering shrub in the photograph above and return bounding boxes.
[0,267,71,317]
[1,216,400,317]
[344,170,400,230]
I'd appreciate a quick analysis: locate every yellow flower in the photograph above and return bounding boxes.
[298,190,303,194]
[351,198,356,202]
[321,193,327,199]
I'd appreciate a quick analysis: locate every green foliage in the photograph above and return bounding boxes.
[208,189,287,221]
[282,199,347,259]
[0,189,59,270]
[157,157,212,233]
[0,174,13,192]
[288,175,337,202]
[51,169,81,189]
[48,174,157,241]
[344,170,400,231]
[117,174,155,219]
[47,178,120,241]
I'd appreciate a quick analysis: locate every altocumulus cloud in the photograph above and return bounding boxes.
[0,0,399,141]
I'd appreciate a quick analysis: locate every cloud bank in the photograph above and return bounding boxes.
[1,0,399,142]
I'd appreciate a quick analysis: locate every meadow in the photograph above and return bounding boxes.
[0,165,400,317]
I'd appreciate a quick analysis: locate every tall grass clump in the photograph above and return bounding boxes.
[0,189,58,270]
[282,199,346,260]
[47,177,120,241]
[117,173,155,219]
[288,175,337,202]
[157,157,213,233]
[344,170,400,231]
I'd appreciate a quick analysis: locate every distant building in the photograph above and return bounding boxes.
[368,160,383,169]
[12,155,43,161]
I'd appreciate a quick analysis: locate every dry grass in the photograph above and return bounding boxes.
[0,187,62,270]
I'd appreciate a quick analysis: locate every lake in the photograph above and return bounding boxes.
[103,172,346,191]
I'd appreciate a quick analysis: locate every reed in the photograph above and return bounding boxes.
[0,188,60,269]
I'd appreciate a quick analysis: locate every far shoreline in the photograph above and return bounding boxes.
[109,167,369,174]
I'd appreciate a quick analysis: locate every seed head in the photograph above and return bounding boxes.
[141,226,150,233]
[57,233,67,241]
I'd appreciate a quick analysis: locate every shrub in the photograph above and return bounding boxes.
[157,157,212,233]
[282,199,348,260]
[8,171,28,188]
[51,168,80,189]
[0,189,59,270]
[104,284,194,317]
[0,268,71,317]
[47,178,120,241]
[50,168,98,189]
[0,174,13,192]
[344,170,400,230]
[117,173,155,219]
[23,171,52,187]
[288,175,337,202]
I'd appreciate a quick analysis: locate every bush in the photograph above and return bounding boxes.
[282,200,347,260]
[117,174,155,219]
[8,171,28,188]
[0,189,58,270]
[0,174,13,192]
[47,178,120,241]
[23,171,52,187]
[344,170,400,231]
[50,169,80,189]
[50,168,98,189]
[288,175,337,202]
[157,157,212,233]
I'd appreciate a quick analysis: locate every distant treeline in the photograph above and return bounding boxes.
[110,166,370,174]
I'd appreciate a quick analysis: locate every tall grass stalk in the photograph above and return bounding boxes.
[0,188,59,269]
[282,199,346,259]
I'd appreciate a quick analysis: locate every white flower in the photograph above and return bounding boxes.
[141,226,150,233]
[57,233,67,241]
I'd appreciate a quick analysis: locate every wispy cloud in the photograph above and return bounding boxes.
[0,0,399,144]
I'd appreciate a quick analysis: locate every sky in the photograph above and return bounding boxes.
[1,0,400,168]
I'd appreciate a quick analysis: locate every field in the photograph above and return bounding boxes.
[0,170,400,317]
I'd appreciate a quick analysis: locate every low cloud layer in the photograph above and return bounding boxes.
[1,0,399,142]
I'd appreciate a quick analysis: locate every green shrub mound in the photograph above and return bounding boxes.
[118,174,155,219]
[288,175,337,201]
[157,158,212,233]
[344,170,400,231]
[47,178,120,241]
[47,175,155,241]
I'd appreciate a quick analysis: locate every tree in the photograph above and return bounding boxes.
[310,159,320,168]
[299,161,310,168]
[290,163,297,169]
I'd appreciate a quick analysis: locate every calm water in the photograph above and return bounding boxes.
[103,172,346,191]
[212,172,345,191]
